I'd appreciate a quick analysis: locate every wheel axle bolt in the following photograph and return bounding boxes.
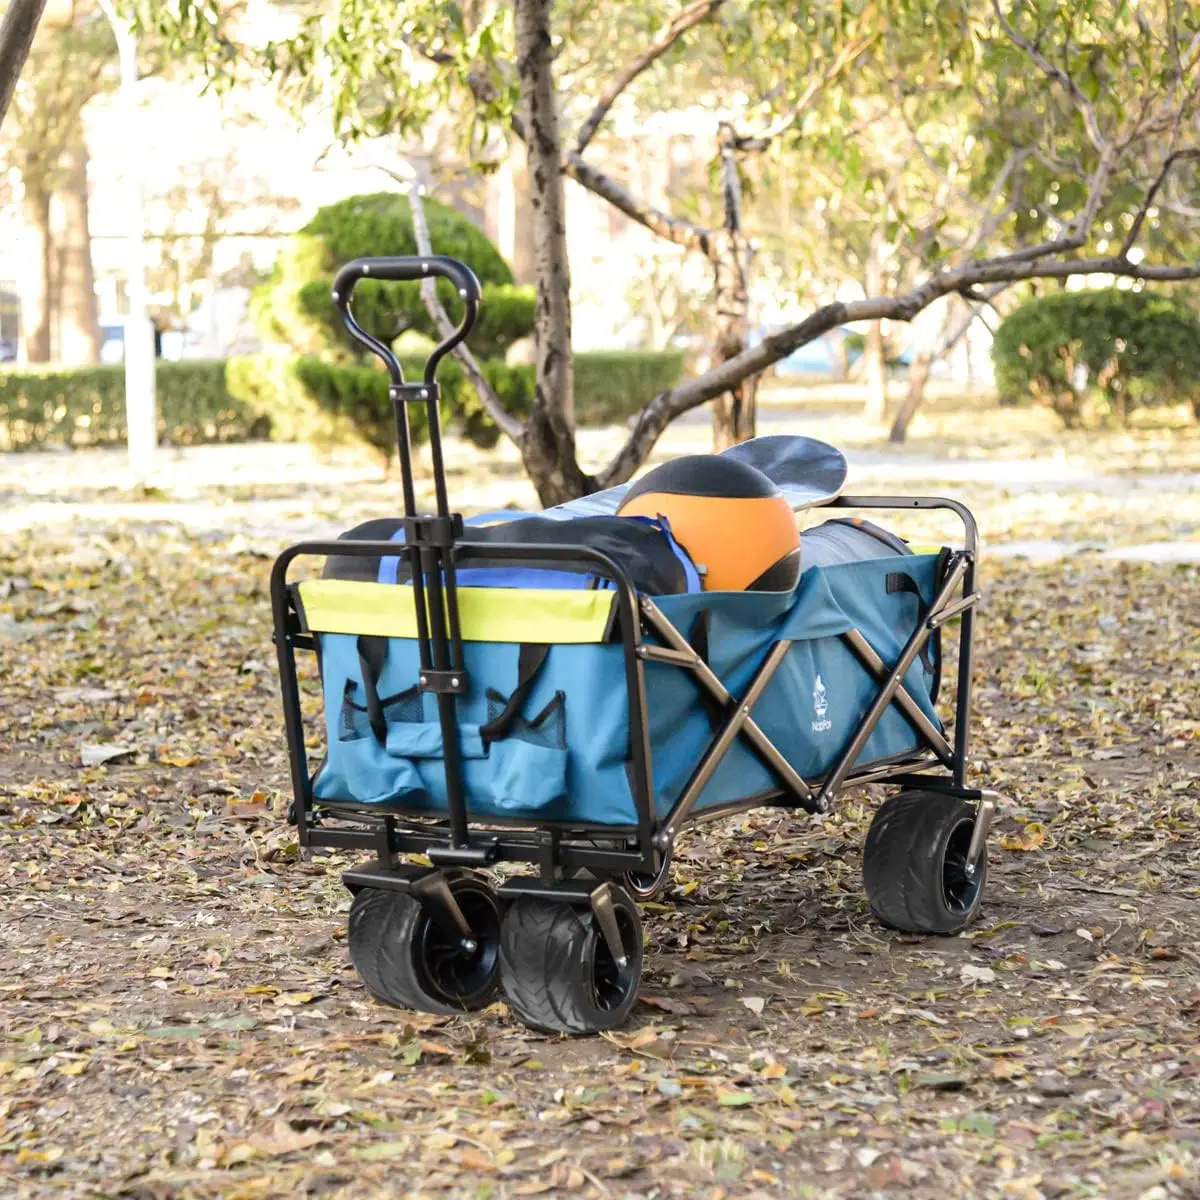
[461,938,478,954]
[615,955,628,969]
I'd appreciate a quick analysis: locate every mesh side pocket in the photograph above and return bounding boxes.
[486,690,566,750]
[339,682,424,742]
[338,682,372,742]
[386,686,425,725]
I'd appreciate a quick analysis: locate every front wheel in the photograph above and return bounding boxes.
[499,887,643,1035]
[347,874,502,1014]
[862,789,987,934]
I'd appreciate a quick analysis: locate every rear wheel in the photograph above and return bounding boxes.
[347,874,502,1014]
[862,790,986,934]
[499,887,643,1035]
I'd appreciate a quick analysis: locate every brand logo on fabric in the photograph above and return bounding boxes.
[812,674,832,733]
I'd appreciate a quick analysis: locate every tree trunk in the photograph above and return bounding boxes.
[829,332,850,382]
[22,184,52,362]
[889,349,934,443]
[0,0,49,134]
[861,227,889,424]
[55,137,101,365]
[514,0,587,507]
[511,156,537,286]
[862,320,888,424]
[710,235,756,448]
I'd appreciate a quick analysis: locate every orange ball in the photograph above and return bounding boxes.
[618,455,801,592]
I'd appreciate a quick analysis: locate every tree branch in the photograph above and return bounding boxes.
[406,181,526,444]
[941,283,1010,355]
[962,148,1031,254]
[563,150,712,254]
[1120,147,1200,257]
[573,0,725,156]
[597,237,1200,487]
[991,0,1108,153]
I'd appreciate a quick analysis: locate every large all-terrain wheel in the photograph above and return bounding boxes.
[347,875,501,1014]
[862,789,987,934]
[499,887,643,1035]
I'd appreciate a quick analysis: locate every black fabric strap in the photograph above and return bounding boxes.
[479,643,551,744]
[356,635,390,744]
[886,571,920,598]
[886,572,935,675]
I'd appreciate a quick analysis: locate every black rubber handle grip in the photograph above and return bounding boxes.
[331,255,482,303]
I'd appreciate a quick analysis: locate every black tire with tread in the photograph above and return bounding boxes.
[347,875,501,1015]
[863,789,986,934]
[499,890,643,1035]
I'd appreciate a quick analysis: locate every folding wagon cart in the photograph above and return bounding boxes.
[270,255,1000,1035]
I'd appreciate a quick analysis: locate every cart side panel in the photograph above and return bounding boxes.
[311,632,647,825]
[656,553,946,814]
[303,554,947,827]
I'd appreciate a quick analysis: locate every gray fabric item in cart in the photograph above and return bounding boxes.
[799,518,912,567]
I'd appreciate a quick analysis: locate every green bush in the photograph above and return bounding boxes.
[0,360,269,451]
[420,348,686,444]
[992,288,1200,426]
[253,192,535,363]
[0,347,688,463]
[288,354,533,466]
[571,350,687,425]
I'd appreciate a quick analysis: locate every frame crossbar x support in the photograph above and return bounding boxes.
[814,553,970,809]
[655,638,797,850]
[639,598,817,812]
[841,629,954,766]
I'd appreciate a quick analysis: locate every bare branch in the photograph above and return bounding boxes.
[597,240,1200,485]
[718,122,742,233]
[563,151,712,253]
[962,148,1032,254]
[991,0,1108,153]
[942,283,1010,353]
[407,182,525,444]
[1121,147,1200,256]
[573,0,725,155]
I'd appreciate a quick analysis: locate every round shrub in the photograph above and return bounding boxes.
[992,288,1200,426]
[252,192,534,364]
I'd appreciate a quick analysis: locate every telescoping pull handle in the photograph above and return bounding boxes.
[329,255,482,388]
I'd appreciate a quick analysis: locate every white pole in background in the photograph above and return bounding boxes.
[97,0,155,479]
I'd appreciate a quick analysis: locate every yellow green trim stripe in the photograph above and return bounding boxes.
[296,579,614,644]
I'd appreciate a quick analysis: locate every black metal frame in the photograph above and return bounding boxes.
[269,255,989,924]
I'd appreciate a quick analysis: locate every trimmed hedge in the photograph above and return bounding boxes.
[0,360,269,451]
[571,349,686,425]
[992,288,1200,426]
[287,355,531,465]
[0,349,686,460]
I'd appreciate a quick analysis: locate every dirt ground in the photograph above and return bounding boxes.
[2,408,1199,1199]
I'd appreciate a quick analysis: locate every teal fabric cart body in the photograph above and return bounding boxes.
[299,549,945,827]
